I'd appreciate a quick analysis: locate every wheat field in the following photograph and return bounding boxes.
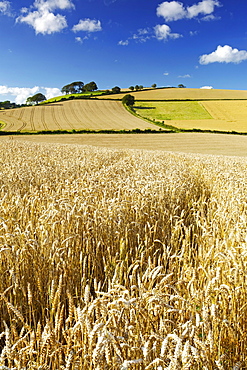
[0,139,247,369]
[0,100,159,132]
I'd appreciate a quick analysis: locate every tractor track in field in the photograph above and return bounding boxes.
[30,107,35,131]
[17,109,28,131]
[41,107,48,131]
[66,102,81,126]
[51,106,62,130]
[60,104,74,130]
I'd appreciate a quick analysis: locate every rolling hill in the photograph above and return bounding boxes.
[1,87,247,133]
[0,99,161,132]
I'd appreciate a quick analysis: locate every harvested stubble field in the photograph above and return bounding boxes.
[0,100,159,132]
[98,87,247,101]
[10,132,247,157]
[0,139,247,369]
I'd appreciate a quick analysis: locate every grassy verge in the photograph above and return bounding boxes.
[41,91,107,104]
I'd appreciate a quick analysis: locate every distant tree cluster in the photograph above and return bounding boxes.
[0,101,20,109]
[129,85,144,91]
[61,81,98,94]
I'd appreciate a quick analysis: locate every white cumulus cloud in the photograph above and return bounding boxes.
[157,1,186,21]
[0,86,61,104]
[17,0,74,34]
[72,19,102,32]
[154,24,181,40]
[156,0,221,21]
[199,45,247,64]
[187,0,221,18]
[18,11,67,34]
[200,86,213,89]
[33,0,74,12]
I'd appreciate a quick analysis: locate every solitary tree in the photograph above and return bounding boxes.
[112,86,121,94]
[26,93,47,105]
[151,83,157,88]
[135,85,140,91]
[122,94,135,106]
[178,84,186,88]
[129,86,134,91]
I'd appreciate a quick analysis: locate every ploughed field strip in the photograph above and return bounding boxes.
[0,100,161,132]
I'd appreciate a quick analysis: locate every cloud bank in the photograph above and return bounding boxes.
[16,0,103,36]
[0,86,61,104]
[199,45,247,64]
[157,0,221,21]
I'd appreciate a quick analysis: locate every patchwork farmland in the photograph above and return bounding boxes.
[1,88,247,133]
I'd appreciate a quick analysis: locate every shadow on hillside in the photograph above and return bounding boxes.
[134,106,156,110]
[44,104,64,107]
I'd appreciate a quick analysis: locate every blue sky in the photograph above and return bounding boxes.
[1,0,247,103]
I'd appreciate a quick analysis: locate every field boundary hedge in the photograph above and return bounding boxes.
[1,128,247,136]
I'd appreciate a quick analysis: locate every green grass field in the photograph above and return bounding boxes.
[42,90,105,103]
[133,101,212,121]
